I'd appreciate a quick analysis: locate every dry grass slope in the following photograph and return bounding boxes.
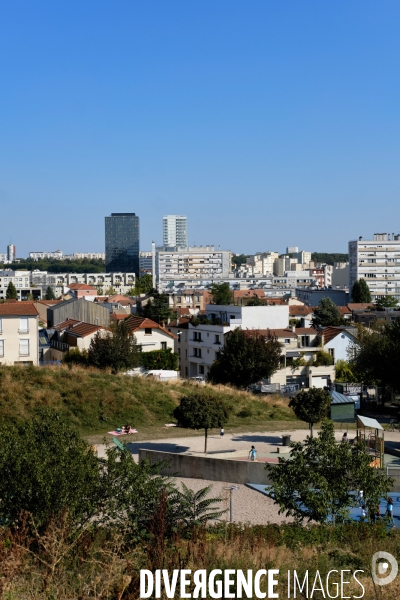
[0,365,297,436]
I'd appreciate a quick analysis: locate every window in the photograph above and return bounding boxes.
[185,349,187,358]
[177,296,182,303]
[161,342,167,350]
[230,315,235,319]
[185,367,188,376]
[0,318,2,333]
[178,348,181,356]
[0,340,3,356]
[194,331,202,342]
[284,338,291,344]
[194,348,202,358]
[19,317,29,333]
[199,365,205,375]
[19,339,30,356]
[144,328,152,335]
[214,334,221,344]
[301,336,310,347]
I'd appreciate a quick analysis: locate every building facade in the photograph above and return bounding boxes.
[29,250,63,260]
[155,245,232,290]
[7,244,16,263]
[0,270,32,300]
[0,302,39,366]
[349,233,400,302]
[31,271,136,297]
[105,213,139,276]
[162,215,188,248]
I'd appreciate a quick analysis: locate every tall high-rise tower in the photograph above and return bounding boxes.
[7,244,16,263]
[162,215,188,248]
[105,213,139,276]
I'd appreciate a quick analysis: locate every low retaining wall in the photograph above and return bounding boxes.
[139,449,273,485]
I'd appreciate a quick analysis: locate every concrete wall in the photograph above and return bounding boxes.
[139,449,273,485]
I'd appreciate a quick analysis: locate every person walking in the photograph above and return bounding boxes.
[357,490,364,507]
[386,497,395,527]
[249,445,257,462]
[220,427,224,439]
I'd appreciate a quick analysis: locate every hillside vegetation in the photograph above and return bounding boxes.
[0,365,297,436]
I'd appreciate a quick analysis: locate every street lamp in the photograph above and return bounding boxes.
[223,485,239,522]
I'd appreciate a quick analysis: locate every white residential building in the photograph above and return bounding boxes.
[170,304,289,378]
[29,250,63,260]
[125,315,176,351]
[0,303,39,366]
[0,270,32,300]
[162,215,188,248]
[139,251,153,274]
[349,233,400,302]
[64,253,105,260]
[246,252,278,276]
[155,246,232,291]
[30,271,136,297]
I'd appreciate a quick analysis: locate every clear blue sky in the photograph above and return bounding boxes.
[1,1,400,257]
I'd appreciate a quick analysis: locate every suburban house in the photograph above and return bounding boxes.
[244,327,335,390]
[317,326,358,363]
[47,319,106,361]
[124,315,176,352]
[0,302,39,366]
[65,283,97,300]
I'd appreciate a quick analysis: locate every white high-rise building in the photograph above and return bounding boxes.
[7,244,16,263]
[162,215,188,248]
[349,233,400,302]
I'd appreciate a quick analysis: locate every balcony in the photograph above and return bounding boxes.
[18,329,29,334]
[50,340,69,352]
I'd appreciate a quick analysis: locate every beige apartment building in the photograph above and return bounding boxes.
[0,302,39,365]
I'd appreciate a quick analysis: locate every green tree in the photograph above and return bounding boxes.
[312,298,345,328]
[266,421,392,524]
[246,294,263,306]
[141,291,173,324]
[140,348,178,371]
[6,281,18,300]
[210,282,233,305]
[0,409,102,531]
[352,320,400,395]
[105,286,116,296]
[173,391,230,453]
[335,359,356,383]
[88,321,140,374]
[375,295,398,309]
[313,349,334,366]
[135,274,153,295]
[207,328,282,389]
[289,388,331,437]
[351,278,372,303]
[44,285,56,300]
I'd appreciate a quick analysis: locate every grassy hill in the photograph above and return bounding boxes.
[0,365,298,437]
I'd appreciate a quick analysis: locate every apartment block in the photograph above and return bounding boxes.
[0,270,32,300]
[31,271,136,297]
[349,233,400,302]
[162,215,188,248]
[29,250,63,260]
[155,246,232,290]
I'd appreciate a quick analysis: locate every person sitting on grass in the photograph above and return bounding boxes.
[123,424,132,434]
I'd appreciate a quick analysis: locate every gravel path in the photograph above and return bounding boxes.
[173,476,292,526]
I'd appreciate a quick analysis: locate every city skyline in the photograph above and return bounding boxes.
[2,1,400,255]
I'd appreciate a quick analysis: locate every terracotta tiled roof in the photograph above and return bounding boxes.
[36,300,62,306]
[318,326,357,344]
[0,303,38,316]
[124,315,177,339]
[53,319,103,338]
[337,306,352,315]
[169,317,191,328]
[244,328,297,338]
[347,303,374,311]
[67,283,97,291]
[110,313,129,321]
[107,294,135,305]
[295,328,318,335]
[289,305,313,316]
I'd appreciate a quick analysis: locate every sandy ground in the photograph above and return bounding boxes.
[95,428,400,525]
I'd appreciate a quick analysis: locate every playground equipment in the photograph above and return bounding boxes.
[356,415,385,468]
